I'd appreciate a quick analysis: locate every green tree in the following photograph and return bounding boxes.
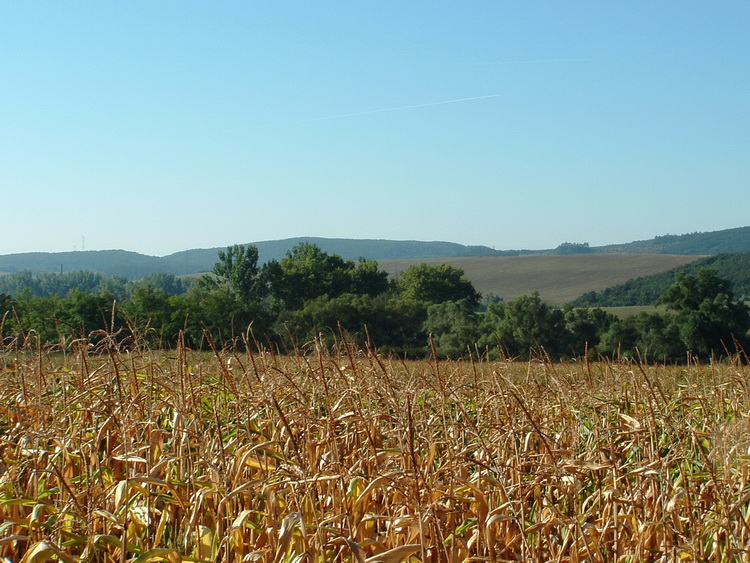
[348,258,390,297]
[422,299,480,358]
[0,271,41,297]
[11,294,60,344]
[280,293,377,349]
[396,263,481,308]
[598,316,642,360]
[599,312,684,361]
[376,297,430,357]
[199,244,266,302]
[265,243,347,310]
[0,293,14,342]
[125,285,179,346]
[128,273,191,297]
[51,291,126,344]
[265,243,389,311]
[563,306,617,357]
[658,269,750,358]
[479,292,571,359]
[275,292,427,357]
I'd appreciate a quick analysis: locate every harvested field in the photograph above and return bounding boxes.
[1,336,750,561]
[379,254,703,305]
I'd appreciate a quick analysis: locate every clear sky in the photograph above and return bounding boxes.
[2,1,748,257]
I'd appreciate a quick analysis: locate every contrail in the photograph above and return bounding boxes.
[285,93,502,125]
[476,57,593,66]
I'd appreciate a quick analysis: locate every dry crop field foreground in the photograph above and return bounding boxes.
[2,336,750,562]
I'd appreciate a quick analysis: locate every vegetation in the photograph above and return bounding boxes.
[554,241,592,254]
[2,244,750,560]
[573,253,750,307]
[595,226,750,255]
[0,244,748,362]
[2,225,749,280]
[2,336,750,561]
[0,239,505,279]
[0,271,191,300]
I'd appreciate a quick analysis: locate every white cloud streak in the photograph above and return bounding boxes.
[476,57,594,66]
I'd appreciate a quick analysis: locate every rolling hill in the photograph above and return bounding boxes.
[0,226,748,279]
[0,238,504,279]
[592,226,750,255]
[570,253,750,307]
[0,228,748,306]
[378,254,703,306]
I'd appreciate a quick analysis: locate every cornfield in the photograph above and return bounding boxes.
[2,332,750,562]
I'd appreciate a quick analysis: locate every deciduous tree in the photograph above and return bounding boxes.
[396,263,481,308]
[658,269,750,358]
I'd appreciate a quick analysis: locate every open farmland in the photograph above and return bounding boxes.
[380,254,703,305]
[2,338,750,561]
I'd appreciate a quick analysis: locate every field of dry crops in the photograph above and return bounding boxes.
[378,254,701,305]
[2,336,750,562]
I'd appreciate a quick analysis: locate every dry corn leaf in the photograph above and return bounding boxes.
[274,512,303,563]
[194,525,215,561]
[113,479,130,510]
[341,537,367,563]
[365,543,422,563]
[666,490,687,512]
[355,471,404,506]
[20,540,77,563]
[455,477,488,525]
[486,512,514,527]
[94,509,123,527]
[618,413,642,430]
[131,548,183,563]
[130,476,187,506]
[562,459,611,471]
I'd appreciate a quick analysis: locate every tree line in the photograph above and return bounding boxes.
[1,243,748,361]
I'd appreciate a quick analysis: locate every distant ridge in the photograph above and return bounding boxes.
[593,226,750,255]
[0,227,748,279]
[0,250,167,279]
[160,237,504,274]
[571,253,750,307]
[0,238,504,279]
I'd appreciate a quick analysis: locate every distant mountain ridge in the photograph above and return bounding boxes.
[0,227,748,279]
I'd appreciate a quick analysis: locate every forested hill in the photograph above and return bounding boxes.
[0,238,504,279]
[0,250,167,279]
[0,227,748,279]
[590,226,750,255]
[158,237,505,276]
[572,253,750,307]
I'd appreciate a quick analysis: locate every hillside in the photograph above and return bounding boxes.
[158,237,505,276]
[590,226,750,255]
[379,254,702,306]
[0,227,748,279]
[0,238,504,279]
[571,253,750,307]
[0,250,169,279]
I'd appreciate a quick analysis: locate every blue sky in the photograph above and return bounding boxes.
[2,1,748,257]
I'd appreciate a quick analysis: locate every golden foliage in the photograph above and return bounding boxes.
[1,335,750,561]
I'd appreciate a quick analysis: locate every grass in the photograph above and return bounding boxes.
[2,332,750,561]
[380,254,703,306]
